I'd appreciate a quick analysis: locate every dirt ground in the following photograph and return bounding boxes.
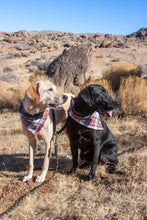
[0,111,146,220]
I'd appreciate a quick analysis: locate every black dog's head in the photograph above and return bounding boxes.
[74,84,119,116]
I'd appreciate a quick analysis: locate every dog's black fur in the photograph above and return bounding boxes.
[66,84,119,180]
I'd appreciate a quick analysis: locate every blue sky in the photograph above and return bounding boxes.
[0,0,146,35]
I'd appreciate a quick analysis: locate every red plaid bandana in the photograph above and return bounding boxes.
[69,101,104,130]
[20,103,49,135]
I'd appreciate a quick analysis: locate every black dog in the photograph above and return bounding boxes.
[66,84,119,181]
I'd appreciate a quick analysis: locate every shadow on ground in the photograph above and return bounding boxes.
[0,153,71,174]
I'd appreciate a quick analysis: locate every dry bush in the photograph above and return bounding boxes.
[0,69,19,83]
[0,79,31,111]
[29,70,51,83]
[103,63,141,92]
[118,76,147,115]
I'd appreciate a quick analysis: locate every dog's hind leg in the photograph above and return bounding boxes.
[23,137,36,182]
[100,143,118,173]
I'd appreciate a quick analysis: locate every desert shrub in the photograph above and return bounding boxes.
[0,79,32,111]
[0,94,21,111]
[0,71,18,83]
[103,63,141,92]
[29,70,50,83]
[29,60,51,71]
[3,67,13,73]
[6,52,30,58]
[118,76,147,115]
[3,38,12,43]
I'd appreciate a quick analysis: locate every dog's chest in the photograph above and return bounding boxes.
[67,118,96,149]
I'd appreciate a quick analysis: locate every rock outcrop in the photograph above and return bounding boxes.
[127,28,147,40]
[46,44,94,93]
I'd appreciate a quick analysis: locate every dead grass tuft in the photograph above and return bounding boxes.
[0,79,31,111]
[118,76,147,115]
[29,70,50,83]
[103,63,141,92]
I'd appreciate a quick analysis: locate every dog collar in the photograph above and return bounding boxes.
[20,103,49,135]
[69,100,104,130]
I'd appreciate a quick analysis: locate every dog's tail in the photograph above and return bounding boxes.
[118,144,145,157]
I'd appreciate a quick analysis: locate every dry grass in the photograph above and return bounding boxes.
[0,79,31,111]
[103,63,141,92]
[0,112,146,220]
[118,76,147,115]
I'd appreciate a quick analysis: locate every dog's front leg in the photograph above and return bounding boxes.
[88,141,101,181]
[35,139,52,182]
[23,138,36,182]
[68,143,78,175]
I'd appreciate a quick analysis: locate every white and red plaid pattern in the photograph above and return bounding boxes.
[69,101,104,130]
[20,103,49,135]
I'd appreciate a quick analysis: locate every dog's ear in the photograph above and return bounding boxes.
[79,86,94,107]
[26,82,40,104]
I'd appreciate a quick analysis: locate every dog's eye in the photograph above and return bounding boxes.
[101,93,105,96]
[48,88,53,92]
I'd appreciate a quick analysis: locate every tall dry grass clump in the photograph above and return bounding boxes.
[103,63,141,92]
[0,79,31,111]
[118,76,147,115]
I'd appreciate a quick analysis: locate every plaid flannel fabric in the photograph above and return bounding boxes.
[69,101,104,130]
[20,103,49,135]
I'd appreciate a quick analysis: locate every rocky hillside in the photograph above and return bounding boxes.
[0,28,147,55]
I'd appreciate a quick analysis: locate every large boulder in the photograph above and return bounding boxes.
[46,44,94,94]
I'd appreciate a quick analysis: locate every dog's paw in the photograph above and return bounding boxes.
[22,174,32,182]
[107,165,116,174]
[67,168,76,175]
[35,173,46,182]
[87,173,95,181]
